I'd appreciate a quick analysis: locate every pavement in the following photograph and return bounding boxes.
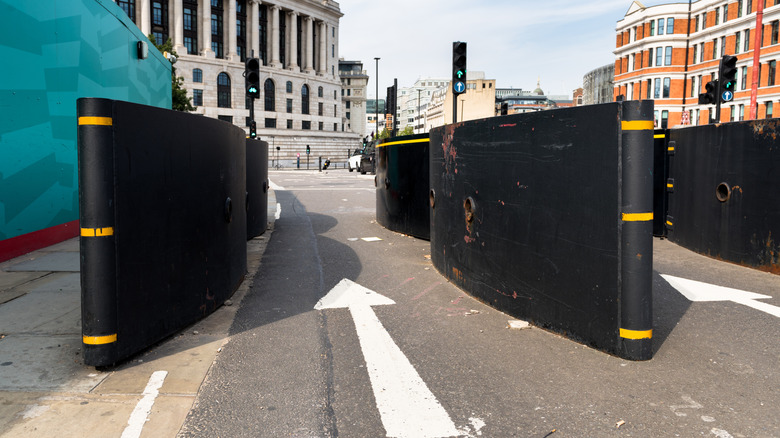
[0,192,278,438]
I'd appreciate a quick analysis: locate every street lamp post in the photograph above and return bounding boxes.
[416,89,422,134]
[374,57,380,139]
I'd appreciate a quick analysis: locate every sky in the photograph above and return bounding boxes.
[337,0,673,99]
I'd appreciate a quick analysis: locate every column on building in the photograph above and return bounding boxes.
[139,0,151,36]
[200,0,213,57]
[249,0,260,60]
[288,11,298,71]
[172,0,185,53]
[270,5,281,67]
[227,0,238,61]
[318,21,326,75]
[304,16,314,73]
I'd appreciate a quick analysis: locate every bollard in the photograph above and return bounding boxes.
[618,100,655,361]
[319,156,322,172]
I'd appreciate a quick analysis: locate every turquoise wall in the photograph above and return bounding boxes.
[0,0,171,240]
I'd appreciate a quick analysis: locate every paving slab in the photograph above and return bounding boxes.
[0,290,80,334]
[5,252,79,273]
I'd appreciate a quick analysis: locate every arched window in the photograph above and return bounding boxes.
[193,68,202,83]
[301,84,310,114]
[286,81,293,93]
[318,86,323,98]
[264,79,275,111]
[217,72,231,108]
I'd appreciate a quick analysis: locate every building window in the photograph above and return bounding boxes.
[693,45,698,64]
[650,20,655,36]
[747,0,753,15]
[318,102,323,116]
[217,115,232,123]
[736,32,741,54]
[695,15,700,32]
[741,66,748,90]
[286,81,293,93]
[151,1,169,44]
[656,46,663,66]
[654,78,661,98]
[721,36,726,57]
[665,46,672,65]
[301,84,310,115]
[648,48,654,67]
[769,60,777,86]
[217,72,231,108]
[318,86,324,98]
[258,5,268,65]
[287,119,293,129]
[661,110,669,128]
[236,0,247,61]
[768,101,774,117]
[702,11,707,30]
[730,105,736,121]
[117,0,135,21]
[193,89,203,106]
[663,77,671,98]
[712,39,718,59]
[700,42,705,62]
[183,0,197,54]
[658,18,665,35]
[302,121,311,130]
[715,7,720,25]
[333,123,338,131]
[286,98,293,113]
[264,79,275,111]
[724,4,728,22]
[265,118,276,128]
[773,21,779,45]
[739,104,745,121]
[691,76,697,98]
[745,29,751,52]
[667,17,674,34]
[646,79,652,99]
[739,0,744,17]
[319,122,323,131]
[211,0,224,58]
[193,68,202,83]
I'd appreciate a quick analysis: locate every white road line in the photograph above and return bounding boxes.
[316,279,460,438]
[275,203,281,220]
[120,370,168,438]
[661,274,780,318]
[268,179,285,191]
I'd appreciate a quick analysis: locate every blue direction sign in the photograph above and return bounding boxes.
[454,81,466,94]
[722,90,734,102]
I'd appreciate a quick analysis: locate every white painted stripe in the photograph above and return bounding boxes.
[275,203,281,220]
[661,274,780,319]
[120,371,168,438]
[268,179,285,191]
[361,237,382,242]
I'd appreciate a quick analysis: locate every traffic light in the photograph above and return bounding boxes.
[306,145,310,155]
[245,58,260,99]
[249,120,256,138]
[452,41,467,96]
[719,55,738,103]
[698,80,718,105]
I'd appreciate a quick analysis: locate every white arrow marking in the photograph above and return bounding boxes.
[315,279,460,438]
[661,274,780,318]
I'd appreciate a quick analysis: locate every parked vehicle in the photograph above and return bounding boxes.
[348,149,362,172]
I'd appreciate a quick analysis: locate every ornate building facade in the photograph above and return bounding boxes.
[114,0,360,160]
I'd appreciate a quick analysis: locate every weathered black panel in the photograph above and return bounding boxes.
[375,134,430,240]
[667,120,780,272]
[652,129,670,236]
[78,98,247,366]
[430,101,654,359]
[247,138,269,239]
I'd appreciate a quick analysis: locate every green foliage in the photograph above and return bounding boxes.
[399,126,414,136]
[377,128,390,139]
[148,35,194,112]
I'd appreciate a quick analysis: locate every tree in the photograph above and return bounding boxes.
[148,35,194,112]
[399,126,414,136]
[377,128,390,139]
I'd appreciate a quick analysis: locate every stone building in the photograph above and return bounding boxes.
[113,0,359,161]
[583,64,614,105]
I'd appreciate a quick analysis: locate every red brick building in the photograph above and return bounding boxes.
[615,0,780,128]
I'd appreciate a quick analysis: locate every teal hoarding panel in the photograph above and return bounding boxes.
[0,0,172,240]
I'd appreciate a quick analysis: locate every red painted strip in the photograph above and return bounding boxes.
[0,220,80,263]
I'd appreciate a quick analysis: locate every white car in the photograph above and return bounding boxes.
[348,149,363,172]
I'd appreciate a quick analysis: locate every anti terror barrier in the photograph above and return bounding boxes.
[665,119,780,272]
[375,134,430,240]
[429,101,655,360]
[247,138,269,239]
[78,98,248,366]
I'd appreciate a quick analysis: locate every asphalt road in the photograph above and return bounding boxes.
[180,169,780,438]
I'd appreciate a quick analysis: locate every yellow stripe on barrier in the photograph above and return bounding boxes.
[83,334,118,345]
[78,116,113,126]
[667,146,675,152]
[620,328,652,340]
[666,220,674,226]
[654,134,666,139]
[621,212,653,222]
[666,183,674,188]
[81,227,114,237]
[621,120,654,131]
[377,138,429,148]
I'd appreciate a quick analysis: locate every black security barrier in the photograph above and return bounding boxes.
[77,98,248,366]
[652,129,671,237]
[666,119,780,273]
[429,101,655,360]
[375,134,430,240]
[247,138,269,239]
